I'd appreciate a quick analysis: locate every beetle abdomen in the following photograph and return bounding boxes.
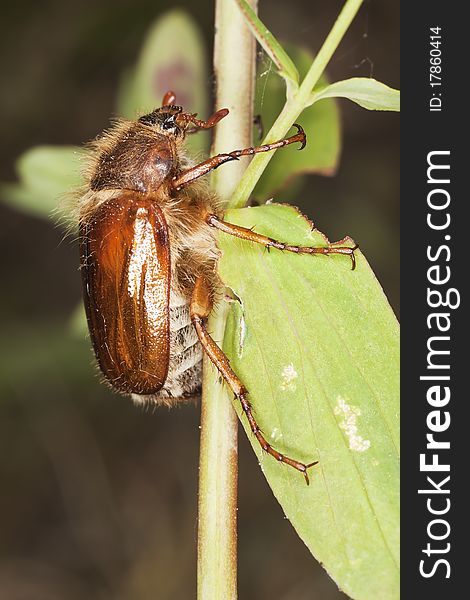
[164,290,203,397]
[80,192,171,395]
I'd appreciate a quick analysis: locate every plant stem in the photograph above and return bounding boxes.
[228,0,364,209]
[197,304,237,600]
[197,1,257,599]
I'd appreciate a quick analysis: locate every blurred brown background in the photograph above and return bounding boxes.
[0,1,399,598]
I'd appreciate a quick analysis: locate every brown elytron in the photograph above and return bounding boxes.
[80,194,170,395]
[78,92,357,482]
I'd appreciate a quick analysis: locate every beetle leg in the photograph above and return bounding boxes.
[206,215,358,270]
[190,276,318,484]
[171,125,306,191]
[161,90,177,106]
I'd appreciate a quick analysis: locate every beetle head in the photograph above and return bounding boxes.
[139,104,229,137]
[139,106,185,136]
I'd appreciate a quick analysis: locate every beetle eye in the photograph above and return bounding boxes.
[162,116,176,130]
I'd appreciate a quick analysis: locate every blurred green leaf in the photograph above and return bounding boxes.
[116,9,209,157]
[235,0,299,87]
[218,204,399,600]
[0,323,93,392]
[254,47,340,201]
[68,302,88,338]
[310,78,400,111]
[0,146,84,220]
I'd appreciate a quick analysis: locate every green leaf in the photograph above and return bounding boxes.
[116,9,209,157]
[0,145,85,219]
[218,204,399,600]
[235,0,299,86]
[310,78,400,111]
[254,47,340,200]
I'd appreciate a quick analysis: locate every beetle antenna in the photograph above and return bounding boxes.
[177,108,229,130]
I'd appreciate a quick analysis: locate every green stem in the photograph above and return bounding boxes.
[197,301,237,599]
[197,1,257,599]
[228,0,364,209]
